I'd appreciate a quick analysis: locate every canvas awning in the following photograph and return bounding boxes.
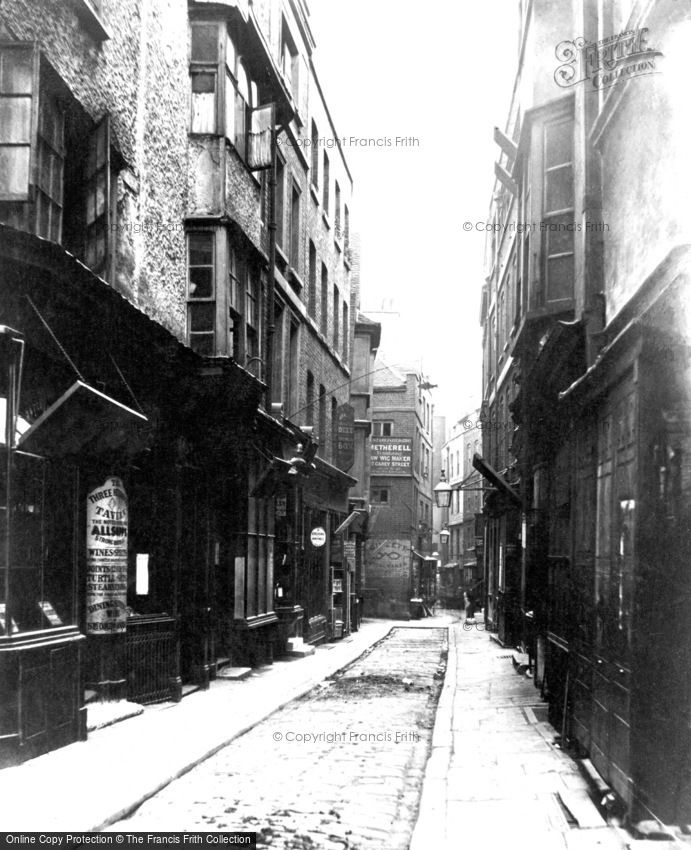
[472,453,522,507]
[18,380,148,456]
[334,509,367,535]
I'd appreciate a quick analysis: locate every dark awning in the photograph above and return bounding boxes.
[18,380,148,457]
[472,453,522,507]
[334,509,367,535]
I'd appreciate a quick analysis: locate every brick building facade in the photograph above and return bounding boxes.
[366,360,435,617]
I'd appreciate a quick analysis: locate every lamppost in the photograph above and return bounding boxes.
[434,469,452,510]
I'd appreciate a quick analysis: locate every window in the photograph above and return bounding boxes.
[286,318,298,413]
[246,266,260,374]
[84,117,110,274]
[289,180,301,268]
[280,18,299,103]
[334,180,341,236]
[542,116,574,302]
[342,301,349,362]
[275,154,285,249]
[333,284,339,351]
[331,397,338,462]
[372,488,390,504]
[318,384,326,444]
[0,44,113,275]
[308,241,317,318]
[320,263,328,336]
[187,231,216,356]
[344,204,350,252]
[310,121,319,187]
[189,21,257,161]
[306,371,315,427]
[373,421,394,437]
[246,459,275,618]
[322,151,330,214]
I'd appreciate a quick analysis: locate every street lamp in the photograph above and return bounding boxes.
[434,470,452,509]
[439,527,450,544]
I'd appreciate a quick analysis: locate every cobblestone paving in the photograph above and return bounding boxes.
[106,627,447,848]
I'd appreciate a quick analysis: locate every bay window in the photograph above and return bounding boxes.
[0,43,113,276]
[189,21,258,162]
[187,228,262,365]
[543,116,575,303]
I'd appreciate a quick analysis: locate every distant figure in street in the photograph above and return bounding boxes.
[463,591,476,624]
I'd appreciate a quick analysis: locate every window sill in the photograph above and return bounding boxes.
[334,236,343,254]
[288,266,305,296]
[310,184,320,206]
[322,211,331,230]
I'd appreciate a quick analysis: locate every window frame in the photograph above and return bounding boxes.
[189,20,258,163]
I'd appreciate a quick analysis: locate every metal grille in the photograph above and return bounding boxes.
[126,616,176,704]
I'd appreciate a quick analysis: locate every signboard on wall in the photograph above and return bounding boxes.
[86,477,129,635]
[335,404,355,471]
[371,437,413,476]
[310,526,327,547]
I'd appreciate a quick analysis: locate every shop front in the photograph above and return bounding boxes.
[0,224,264,763]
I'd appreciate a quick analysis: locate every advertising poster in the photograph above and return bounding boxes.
[86,477,129,634]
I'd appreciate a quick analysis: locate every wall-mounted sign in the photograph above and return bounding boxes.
[310,526,326,547]
[343,540,356,561]
[371,437,413,476]
[86,477,129,635]
[336,403,355,472]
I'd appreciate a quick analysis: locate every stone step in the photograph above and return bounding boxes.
[285,637,315,657]
[216,666,253,680]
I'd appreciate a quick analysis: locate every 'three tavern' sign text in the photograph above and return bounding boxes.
[86,477,129,634]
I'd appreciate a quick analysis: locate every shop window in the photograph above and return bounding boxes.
[189,21,258,162]
[246,461,275,619]
[0,454,78,635]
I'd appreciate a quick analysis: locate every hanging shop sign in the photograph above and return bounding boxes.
[86,477,129,634]
[335,403,355,472]
[310,526,327,548]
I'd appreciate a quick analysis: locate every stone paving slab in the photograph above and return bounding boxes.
[410,619,631,850]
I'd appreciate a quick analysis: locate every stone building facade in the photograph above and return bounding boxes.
[0,0,363,765]
[478,0,691,825]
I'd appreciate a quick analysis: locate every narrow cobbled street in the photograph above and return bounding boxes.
[106,628,447,848]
